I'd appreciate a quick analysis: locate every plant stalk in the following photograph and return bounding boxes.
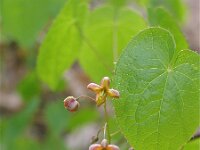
[104,101,111,143]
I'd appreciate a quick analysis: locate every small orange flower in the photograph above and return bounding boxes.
[89,139,120,150]
[87,77,120,106]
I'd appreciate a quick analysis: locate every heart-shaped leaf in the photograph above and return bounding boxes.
[135,0,186,22]
[183,139,200,150]
[113,27,199,150]
[37,0,88,89]
[79,5,146,82]
[148,7,188,50]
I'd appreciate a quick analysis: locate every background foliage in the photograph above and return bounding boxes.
[0,0,199,150]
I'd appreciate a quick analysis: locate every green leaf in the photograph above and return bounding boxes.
[45,101,69,136]
[8,136,41,150]
[183,139,200,150]
[113,27,199,150]
[1,98,40,147]
[135,0,149,6]
[17,72,41,101]
[148,7,188,51]
[37,0,88,90]
[67,108,99,131]
[135,0,186,22]
[43,134,67,150]
[149,0,186,22]
[1,0,66,47]
[109,0,128,7]
[79,5,146,82]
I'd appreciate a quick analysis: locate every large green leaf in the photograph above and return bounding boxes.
[37,0,88,90]
[148,7,188,50]
[79,5,146,82]
[113,28,199,150]
[183,139,200,150]
[0,0,66,47]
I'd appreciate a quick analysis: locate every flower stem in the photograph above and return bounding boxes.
[76,95,96,102]
[104,101,111,143]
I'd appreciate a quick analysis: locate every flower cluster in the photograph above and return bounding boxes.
[63,77,121,149]
[63,77,119,111]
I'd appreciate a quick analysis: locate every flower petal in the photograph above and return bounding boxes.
[107,145,120,150]
[101,77,110,90]
[87,83,102,93]
[107,89,120,98]
[89,144,103,150]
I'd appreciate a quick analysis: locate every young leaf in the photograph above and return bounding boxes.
[113,27,199,150]
[148,7,188,50]
[37,0,88,90]
[79,5,146,82]
[1,0,66,47]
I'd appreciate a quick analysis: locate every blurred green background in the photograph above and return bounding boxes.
[0,0,199,150]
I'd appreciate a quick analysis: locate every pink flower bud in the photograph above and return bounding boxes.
[64,96,79,112]
[101,77,110,89]
[89,139,120,150]
[101,139,108,148]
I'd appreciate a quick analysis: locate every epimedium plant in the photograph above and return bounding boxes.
[62,28,199,150]
[35,0,199,150]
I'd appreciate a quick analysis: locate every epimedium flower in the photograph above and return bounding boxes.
[89,139,120,150]
[63,96,80,112]
[87,77,120,106]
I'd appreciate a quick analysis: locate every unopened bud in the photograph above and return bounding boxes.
[101,139,108,148]
[64,96,79,112]
[101,77,110,89]
[89,139,120,150]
